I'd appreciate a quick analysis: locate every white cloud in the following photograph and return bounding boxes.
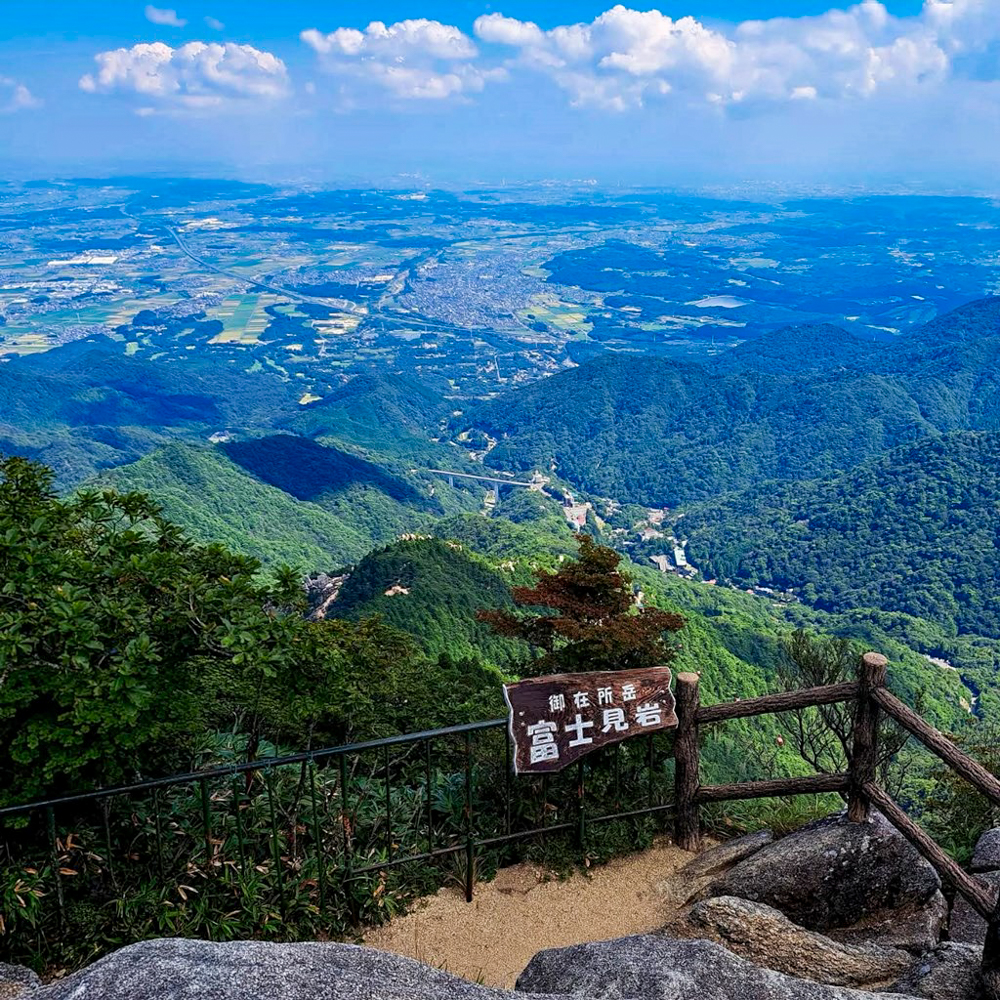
[297,3,1000,113]
[0,78,41,114]
[205,16,224,32]
[145,5,187,28]
[471,1,1000,110]
[301,18,504,100]
[79,41,290,112]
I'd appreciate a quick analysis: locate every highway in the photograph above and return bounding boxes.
[426,468,536,487]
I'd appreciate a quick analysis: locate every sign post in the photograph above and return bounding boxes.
[503,667,678,774]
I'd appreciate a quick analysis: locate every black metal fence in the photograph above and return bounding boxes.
[0,718,677,968]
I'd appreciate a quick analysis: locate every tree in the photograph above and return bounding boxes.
[777,630,910,794]
[0,456,311,804]
[476,534,684,676]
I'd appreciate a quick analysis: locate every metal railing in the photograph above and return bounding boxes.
[0,715,678,966]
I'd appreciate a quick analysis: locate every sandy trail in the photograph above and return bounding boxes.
[363,837,701,988]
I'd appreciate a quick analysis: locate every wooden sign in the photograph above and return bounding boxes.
[503,667,677,774]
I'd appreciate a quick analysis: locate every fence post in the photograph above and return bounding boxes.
[674,672,701,851]
[982,894,1000,1000]
[848,652,888,823]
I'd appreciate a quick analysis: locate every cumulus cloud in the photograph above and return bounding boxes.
[205,16,225,31]
[0,78,41,114]
[471,1,1000,110]
[145,5,187,28]
[301,18,505,100]
[79,41,290,112]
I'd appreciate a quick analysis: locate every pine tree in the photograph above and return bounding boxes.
[477,535,684,676]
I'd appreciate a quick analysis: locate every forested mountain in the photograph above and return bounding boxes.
[307,523,977,741]
[470,352,934,505]
[321,537,529,669]
[0,335,299,487]
[466,297,1000,505]
[682,431,1000,639]
[95,435,483,568]
[283,372,447,452]
[94,443,373,568]
[709,323,886,375]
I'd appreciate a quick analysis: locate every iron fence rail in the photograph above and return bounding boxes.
[0,715,678,961]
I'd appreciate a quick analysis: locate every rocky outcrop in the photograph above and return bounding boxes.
[890,942,982,1000]
[517,935,914,1000]
[679,830,773,881]
[664,895,912,989]
[708,811,943,947]
[826,892,949,954]
[662,830,773,905]
[31,939,559,1000]
[23,935,929,1000]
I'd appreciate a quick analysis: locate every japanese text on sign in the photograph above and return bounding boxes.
[503,667,677,774]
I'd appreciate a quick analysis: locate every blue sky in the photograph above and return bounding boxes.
[1,2,997,187]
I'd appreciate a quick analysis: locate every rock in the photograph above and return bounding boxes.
[664,895,912,989]
[948,872,1000,945]
[890,942,982,1000]
[972,829,1000,873]
[33,939,560,1000]
[827,891,948,954]
[0,964,40,999]
[679,830,774,881]
[663,830,774,906]
[709,810,941,936]
[517,935,919,999]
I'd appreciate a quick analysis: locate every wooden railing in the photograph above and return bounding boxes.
[672,652,1000,999]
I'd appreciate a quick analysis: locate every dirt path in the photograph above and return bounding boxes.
[363,837,702,988]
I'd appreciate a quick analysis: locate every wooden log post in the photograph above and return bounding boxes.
[674,672,701,851]
[847,653,888,823]
[983,893,1000,1000]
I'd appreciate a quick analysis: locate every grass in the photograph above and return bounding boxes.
[208,294,283,345]
[519,293,592,334]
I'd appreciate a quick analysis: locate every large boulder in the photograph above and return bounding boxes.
[33,939,560,1000]
[678,830,774,882]
[825,891,948,954]
[516,935,916,1000]
[664,895,912,989]
[663,830,774,907]
[890,943,982,1000]
[948,872,1000,945]
[972,829,1000,873]
[708,810,942,945]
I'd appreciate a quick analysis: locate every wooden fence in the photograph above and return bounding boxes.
[671,653,1000,999]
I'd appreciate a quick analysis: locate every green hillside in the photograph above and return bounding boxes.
[1,335,300,487]
[465,297,1000,505]
[710,323,886,375]
[284,372,446,444]
[282,371,453,464]
[682,431,1000,639]
[324,526,976,781]
[93,435,484,570]
[323,537,530,669]
[93,442,372,568]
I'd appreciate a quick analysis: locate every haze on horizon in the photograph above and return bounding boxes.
[1,0,998,190]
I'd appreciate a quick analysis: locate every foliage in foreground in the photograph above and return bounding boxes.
[0,455,502,806]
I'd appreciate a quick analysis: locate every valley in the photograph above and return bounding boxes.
[4,180,1000,802]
